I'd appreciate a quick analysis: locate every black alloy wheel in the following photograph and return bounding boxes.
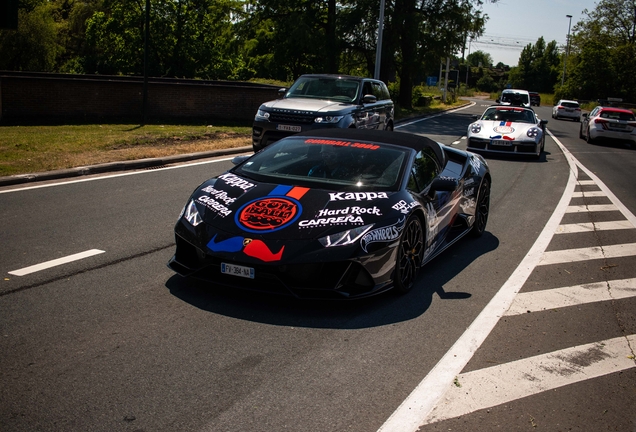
[471,178,490,237]
[394,215,424,293]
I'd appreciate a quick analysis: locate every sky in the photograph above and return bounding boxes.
[467,0,599,67]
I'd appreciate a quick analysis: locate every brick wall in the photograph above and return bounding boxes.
[0,71,281,124]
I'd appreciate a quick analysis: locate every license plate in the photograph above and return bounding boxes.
[612,123,626,128]
[277,124,302,132]
[491,139,512,146]
[565,108,573,112]
[221,263,255,279]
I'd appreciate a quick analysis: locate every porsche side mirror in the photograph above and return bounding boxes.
[540,119,548,126]
[472,114,479,119]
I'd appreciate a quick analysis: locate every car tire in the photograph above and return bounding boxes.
[385,122,394,132]
[579,125,585,139]
[586,128,595,144]
[471,178,490,237]
[394,215,424,294]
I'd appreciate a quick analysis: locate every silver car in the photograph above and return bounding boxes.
[252,74,394,152]
[552,99,581,121]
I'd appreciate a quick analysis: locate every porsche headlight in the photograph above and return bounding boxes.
[526,127,540,138]
[318,224,374,247]
[315,115,343,124]
[255,109,270,121]
[470,123,482,133]
[184,199,203,227]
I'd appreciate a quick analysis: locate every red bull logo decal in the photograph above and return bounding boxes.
[235,185,308,233]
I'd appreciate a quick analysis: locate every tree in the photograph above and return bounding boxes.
[466,50,492,67]
[508,36,560,92]
[560,0,636,101]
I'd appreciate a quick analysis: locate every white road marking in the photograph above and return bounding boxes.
[376,132,580,432]
[504,278,636,315]
[556,220,634,233]
[377,129,636,432]
[539,243,636,266]
[566,204,619,213]
[424,335,636,425]
[8,249,105,276]
[572,191,605,198]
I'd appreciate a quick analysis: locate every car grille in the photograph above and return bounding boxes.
[269,113,315,124]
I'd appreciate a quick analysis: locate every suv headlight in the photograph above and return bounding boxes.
[318,224,373,247]
[315,115,343,124]
[255,109,270,121]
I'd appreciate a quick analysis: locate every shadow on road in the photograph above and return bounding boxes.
[165,232,499,329]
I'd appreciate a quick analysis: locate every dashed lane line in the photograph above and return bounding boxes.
[504,278,636,315]
[8,249,105,276]
[424,335,636,424]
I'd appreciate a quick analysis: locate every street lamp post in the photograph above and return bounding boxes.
[561,14,573,88]
[374,0,386,80]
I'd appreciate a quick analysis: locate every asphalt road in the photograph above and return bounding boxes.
[1,99,634,432]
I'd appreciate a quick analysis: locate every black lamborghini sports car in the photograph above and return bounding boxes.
[168,128,491,299]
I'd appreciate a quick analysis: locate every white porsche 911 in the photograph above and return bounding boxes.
[467,105,548,159]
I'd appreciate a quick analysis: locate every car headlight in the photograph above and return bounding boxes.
[318,224,374,247]
[184,199,203,226]
[255,109,270,121]
[526,127,540,138]
[470,123,482,133]
[315,115,343,124]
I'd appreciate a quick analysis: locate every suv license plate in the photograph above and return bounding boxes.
[277,124,302,132]
[491,139,512,146]
[221,263,255,279]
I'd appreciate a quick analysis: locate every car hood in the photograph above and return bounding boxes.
[191,173,403,242]
[262,97,355,113]
[470,120,539,140]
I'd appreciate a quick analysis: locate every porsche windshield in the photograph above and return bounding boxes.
[234,137,408,190]
[285,77,360,103]
[482,107,536,124]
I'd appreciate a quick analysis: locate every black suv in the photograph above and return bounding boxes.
[529,91,541,106]
[252,74,394,152]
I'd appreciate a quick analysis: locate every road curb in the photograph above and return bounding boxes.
[0,146,253,187]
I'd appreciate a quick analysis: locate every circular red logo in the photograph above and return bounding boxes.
[237,197,300,232]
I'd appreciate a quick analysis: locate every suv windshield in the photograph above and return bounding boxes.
[285,77,360,103]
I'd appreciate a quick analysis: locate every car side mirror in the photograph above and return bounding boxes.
[495,98,500,103]
[472,114,479,119]
[362,94,377,104]
[430,177,458,193]
[278,88,287,98]
[231,155,251,165]
[582,113,588,118]
[540,119,548,126]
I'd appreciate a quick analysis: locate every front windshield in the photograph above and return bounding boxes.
[482,107,536,124]
[285,77,360,103]
[234,136,408,190]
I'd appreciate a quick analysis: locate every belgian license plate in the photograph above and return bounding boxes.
[221,263,255,279]
[277,124,302,132]
[491,139,512,146]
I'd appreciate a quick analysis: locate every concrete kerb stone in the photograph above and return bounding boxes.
[0,146,253,187]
